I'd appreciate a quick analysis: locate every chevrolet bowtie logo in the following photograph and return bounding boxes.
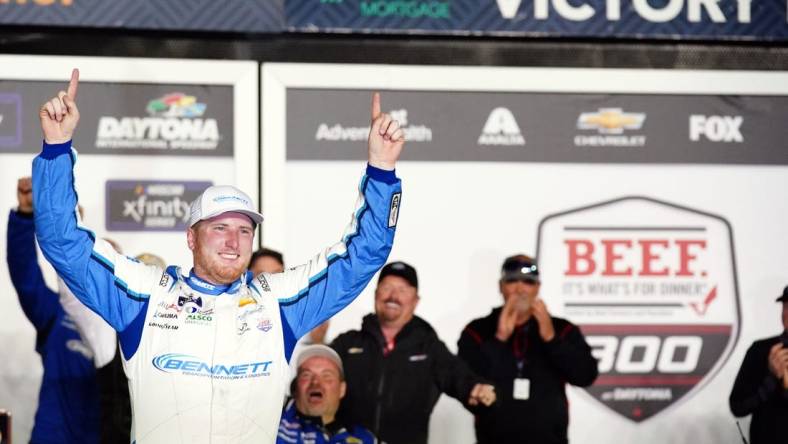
[577,108,646,134]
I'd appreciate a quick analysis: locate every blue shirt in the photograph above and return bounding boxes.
[278,399,378,444]
[6,210,100,444]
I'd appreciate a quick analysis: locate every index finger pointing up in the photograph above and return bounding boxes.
[370,92,381,122]
[67,68,79,100]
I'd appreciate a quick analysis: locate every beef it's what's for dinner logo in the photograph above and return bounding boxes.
[536,196,740,422]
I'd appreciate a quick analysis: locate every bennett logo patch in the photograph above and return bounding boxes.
[536,196,739,422]
[152,353,273,379]
[388,192,401,228]
[159,273,170,287]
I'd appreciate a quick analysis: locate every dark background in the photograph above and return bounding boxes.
[1,27,787,70]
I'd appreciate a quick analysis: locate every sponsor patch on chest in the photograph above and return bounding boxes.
[184,307,214,326]
[236,301,272,336]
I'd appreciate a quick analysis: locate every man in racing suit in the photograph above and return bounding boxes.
[33,69,405,443]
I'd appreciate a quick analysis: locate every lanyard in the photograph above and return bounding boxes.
[512,324,529,377]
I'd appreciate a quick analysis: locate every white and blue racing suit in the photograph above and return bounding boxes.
[33,140,402,444]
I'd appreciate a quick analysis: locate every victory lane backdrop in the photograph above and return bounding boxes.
[0,55,257,444]
[261,63,788,444]
[285,0,788,40]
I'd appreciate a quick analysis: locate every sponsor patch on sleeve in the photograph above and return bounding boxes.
[388,192,401,228]
[256,274,271,292]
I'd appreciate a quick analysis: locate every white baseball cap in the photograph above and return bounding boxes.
[295,344,344,378]
[188,185,264,227]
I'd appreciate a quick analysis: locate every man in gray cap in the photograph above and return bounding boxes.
[458,254,598,444]
[277,345,378,444]
[729,286,788,444]
[33,69,404,443]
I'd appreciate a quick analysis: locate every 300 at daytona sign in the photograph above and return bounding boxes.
[536,196,740,422]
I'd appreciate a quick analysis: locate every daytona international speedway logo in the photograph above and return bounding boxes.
[536,196,740,422]
[96,92,220,151]
[146,93,207,118]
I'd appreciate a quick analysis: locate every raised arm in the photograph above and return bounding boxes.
[6,179,59,332]
[267,93,404,352]
[33,69,157,332]
[366,92,404,171]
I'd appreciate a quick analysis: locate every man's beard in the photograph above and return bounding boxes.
[193,244,247,284]
[378,298,405,323]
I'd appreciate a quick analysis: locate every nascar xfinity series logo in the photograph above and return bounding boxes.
[106,180,211,231]
[536,196,740,422]
[152,354,273,380]
[96,92,221,151]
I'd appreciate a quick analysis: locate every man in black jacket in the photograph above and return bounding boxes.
[458,254,598,444]
[729,286,788,444]
[331,261,496,444]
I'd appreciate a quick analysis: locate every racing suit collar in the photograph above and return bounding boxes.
[184,268,247,295]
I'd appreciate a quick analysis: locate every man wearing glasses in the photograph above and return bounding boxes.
[458,255,599,444]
